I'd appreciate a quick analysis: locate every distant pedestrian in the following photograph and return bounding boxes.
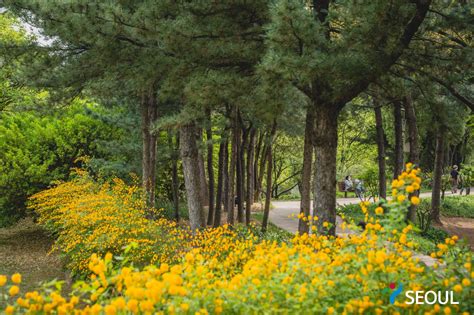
[450,165,459,194]
[354,179,365,200]
[344,175,353,198]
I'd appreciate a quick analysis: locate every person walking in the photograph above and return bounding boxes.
[450,165,459,194]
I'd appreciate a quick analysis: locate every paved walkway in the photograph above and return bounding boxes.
[269,191,452,234]
[268,191,462,267]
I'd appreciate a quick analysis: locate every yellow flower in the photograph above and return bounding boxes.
[453,284,462,293]
[462,278,470,286]
[397,195,406,202]
[11,273,21,284]
[181,303,189,311]
[410,196,420,205]
[406,186,414,193]
[9,285,19,296]
[0,275,7,286]
[444,306,451,315]
[375,207,384,215]
[5,306,14,315]
[323,222,329,228]
[327,306,335,314]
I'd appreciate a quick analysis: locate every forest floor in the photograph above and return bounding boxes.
[0,218,69,295]
[437,216,474,250]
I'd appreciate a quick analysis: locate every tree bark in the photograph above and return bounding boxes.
[168,132,180,221]
[374,99,387,199]
[235,114,244,223]
[298,107,314,234]
[214,135,226,227]
[431,131,445,225]
[256,141,269,203]
[227,111,238,224]
[246,128,256,225]
[262,121,277,232]
[312,104,339,236]
[253,131,264,201]
[403,95,420,222]
[206,109,215,225]
[393,100,404,179]
[180,123,206,231]
[196,130,209,207]
[141,90,158,209]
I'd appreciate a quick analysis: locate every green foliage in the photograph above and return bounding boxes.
[418,195,474,219]
[0,105,115,226]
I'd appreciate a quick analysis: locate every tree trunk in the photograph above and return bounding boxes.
[206,110,215,225]
[235,114,244,223]
[141,90,158,209]
[374,99,387,199]
[168,132,180,221]
[431,131,445,225]
[214,136,226,227]
[312,104,339,236]
[256,141,269,202]
[196,131,209,207]
[246,128,256,225]
[180,123,206,231]
[227,112,238,224]
[393,100,404,179]
[262,121,277,232]
[253,131,264,201]
[403,95,420,223]
[298,107,314,234]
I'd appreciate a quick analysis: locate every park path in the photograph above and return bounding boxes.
[269,191,440,234]
[268,191,465,266]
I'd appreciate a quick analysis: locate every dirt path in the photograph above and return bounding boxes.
[0,218,67,294]
[437,217,474,250]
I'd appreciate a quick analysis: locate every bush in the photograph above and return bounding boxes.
[417,195,474,218]
[0,107,115,226]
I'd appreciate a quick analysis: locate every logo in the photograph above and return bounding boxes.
[382,282,403,304]
[382,282,459,305]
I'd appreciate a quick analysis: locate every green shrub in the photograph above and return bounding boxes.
[417,195,474,218]
[0,107,115,226]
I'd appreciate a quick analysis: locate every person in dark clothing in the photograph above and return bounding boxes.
[450,165,459,193]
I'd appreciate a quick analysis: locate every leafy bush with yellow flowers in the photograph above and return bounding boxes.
[1,164,472,314]
[27,169,194,275]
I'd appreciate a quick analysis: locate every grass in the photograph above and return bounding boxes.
[251,212,293,243]
[418,194,474,218]
[0,218,69,299]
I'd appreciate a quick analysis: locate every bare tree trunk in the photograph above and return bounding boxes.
[180,123,206,231]
[256,141,269,203]
[196,130,209,207]
[393,100,404,179]
[141,90,158,209]
[403,95,420,222]
[298,107,314,234]
[236,114,244,223]
[262,121,277,232]
[206,110,215,225]
[431,131,445,225]
[246,128,256,225]
[222,138,230,223]
[253,131,264,201]
[168,132,180,221]
[214,135,226,227]
[374,99,387,199]
[227,111,238,224]
[312,104,339,236]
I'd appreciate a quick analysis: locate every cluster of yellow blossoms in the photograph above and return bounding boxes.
[0,164,472,314]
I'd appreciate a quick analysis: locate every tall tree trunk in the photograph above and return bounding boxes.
[374,99,387,199]
[222,138,230,222]
[141,90,158,209]
[393,100,404,179]
[246,128,256,225]
[431,131,445,225]
[168,132,180,221]
[227,111,238,224]
[256,141,269,202]
[312,104,339,236]
[253,131,264,201]
[403,95,420,222]
[180,123,206,231]
[235,114,244,223]
[298,107,314,234]
[196,130,209,207]
[262,121,277,232]
[214,136,226,227]
[206,110,215,225]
